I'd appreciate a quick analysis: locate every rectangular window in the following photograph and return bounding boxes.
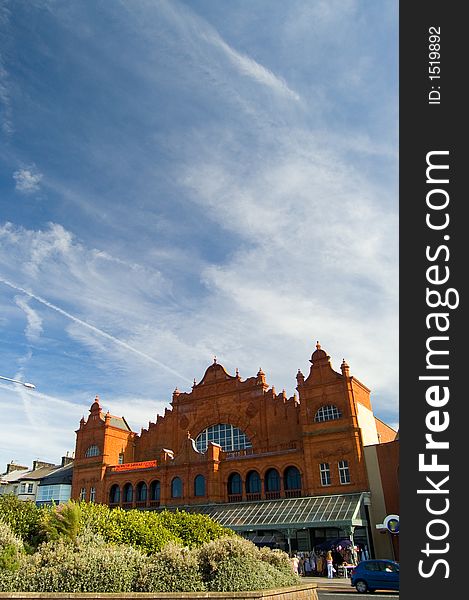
[319,463,331,486]
[90,487,96,502]
[27,483,34,494]
[338,460,351,484]
[118,453,124,465]
[20,483,26,493]
[79,487,86,501]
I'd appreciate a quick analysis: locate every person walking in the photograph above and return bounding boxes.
[326,550,334,579]
[291,554,300,575]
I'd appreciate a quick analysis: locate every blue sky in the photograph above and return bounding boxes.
[0,0,398,469]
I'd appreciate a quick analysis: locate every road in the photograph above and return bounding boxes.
[318,592,399,599]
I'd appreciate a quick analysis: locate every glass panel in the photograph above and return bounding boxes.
[195,424,252,452]
[194,475,206,497]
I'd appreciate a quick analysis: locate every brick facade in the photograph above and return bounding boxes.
[72,343,378,508]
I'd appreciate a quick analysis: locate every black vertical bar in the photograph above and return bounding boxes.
[400,2,465,598]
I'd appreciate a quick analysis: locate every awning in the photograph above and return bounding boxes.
[163,492,368,531]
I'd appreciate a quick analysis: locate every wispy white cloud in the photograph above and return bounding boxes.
[14,295,43,342]
[13,167,43,194]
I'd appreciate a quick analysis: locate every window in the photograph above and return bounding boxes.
[136,482,147,502]
[79,487,86,501]
[90,487,96,502]
[284,466,302,491]
[85,445,100,457]
[195,423,252,453]
[194,475,206,497]
[314,405,342,423]
[171,477,183,498]
[338,460,350,484]
[109,484,120,504]
[228,472,242,496]
[123,483,133,503]
[118,453,124,465]
[320,463,331,486]
[150,480,160,502]
[20,483,26,493]
[246,471,261,494]
[264,469,280,492]
[27,483,34,494]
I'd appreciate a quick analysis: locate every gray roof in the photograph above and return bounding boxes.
[37,462,73,486]
[100,414,131,431]
[157,493,367,531]
[19,465,60,481]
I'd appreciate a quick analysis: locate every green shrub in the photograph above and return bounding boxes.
[157,510,234,548]
[40,501,82,543]
[0,495,41,546]
[3,537,146,593]
[0,519,24,572]
[198,536,300,591]
[207,555,290,591]
[136,542,206,592]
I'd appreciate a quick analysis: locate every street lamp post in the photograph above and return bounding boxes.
[0,375,36,389]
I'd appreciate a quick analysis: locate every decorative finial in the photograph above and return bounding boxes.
[316,341,321,350]
[213,355,217,364]
[235,367,239,377]
[193,378,197,388]
[187,430,191,438]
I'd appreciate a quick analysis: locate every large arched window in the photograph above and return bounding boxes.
[123,483,133,504]
[109,484,120,505]
[150,480,160,505]
[284,466,302,498]
[227,472,242,501]
[246,470,261,493]
[264,468,281,499]
[314,405,342,422]
[136,481,147,503]
[85,445,100,457]
[195,424,252,453]
[171,477,183,498]
[194,475,206,497]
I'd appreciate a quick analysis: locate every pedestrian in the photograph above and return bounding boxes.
[291,554,300,575]
[326,550,334,579]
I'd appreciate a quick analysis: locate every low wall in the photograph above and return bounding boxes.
[0,583,318,600]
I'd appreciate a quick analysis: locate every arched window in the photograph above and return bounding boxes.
[109,484,120,504]
[150,480,160,505]
[171,477,183,498]
[85,445,100,457]
[314,405,342,422]
[123,483,133,503]
[284,466,302,498]
[195,423,252,453]
[265,468,281,499]
[194,475,206,497]
[246,470,261,493]
[227,472,242,500]
[136,481,147,502]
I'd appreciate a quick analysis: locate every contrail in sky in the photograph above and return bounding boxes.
[0,276,192,383]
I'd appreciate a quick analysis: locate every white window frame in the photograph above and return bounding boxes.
[85,445,100,458]
[314,405,342,423]
[90,487,96,502]
[319,463,331,486]
[27,483,34,494]
[79,487,86,500]
[338,460,351,484]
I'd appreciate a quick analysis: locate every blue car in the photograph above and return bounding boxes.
[350,559,399,593]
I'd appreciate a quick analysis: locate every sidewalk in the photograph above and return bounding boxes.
[301,576,353,591]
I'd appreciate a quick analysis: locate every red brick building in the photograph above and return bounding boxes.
[72,343,396,553]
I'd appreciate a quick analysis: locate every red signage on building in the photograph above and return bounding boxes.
[111,460,157,472]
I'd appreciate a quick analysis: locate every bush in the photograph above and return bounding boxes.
[207,555,289,592]
[2,536,146,593]
[157,510,234,548]
[0,495,41,546]
[0,519,24,572]
[40,501,82,543]
[198,536,299,591]
[136,542,206,592]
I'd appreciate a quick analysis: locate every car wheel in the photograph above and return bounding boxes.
[355,580,368,593]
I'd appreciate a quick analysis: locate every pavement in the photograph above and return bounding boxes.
[301,576,354,591]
